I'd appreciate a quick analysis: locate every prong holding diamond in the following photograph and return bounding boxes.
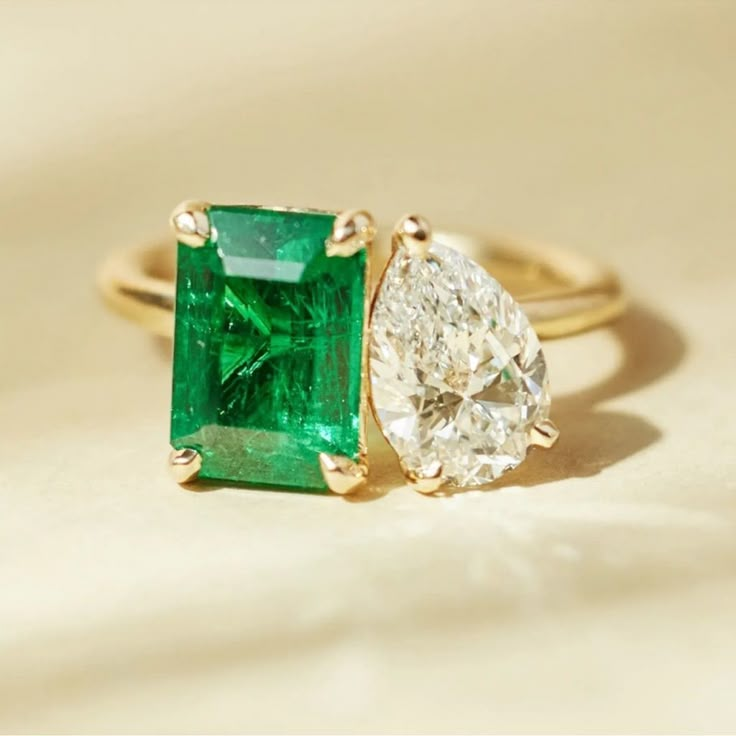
[326,209,376,257]
[170,200,211,247]
[168,447,203,485]
[529,418,560,448]
[319,453,368,495]
[393,214,433,259]
[401,460,443,494]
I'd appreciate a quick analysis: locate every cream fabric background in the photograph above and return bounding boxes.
[2,1,736,733]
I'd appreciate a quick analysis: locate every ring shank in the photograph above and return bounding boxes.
[98,232,625,339]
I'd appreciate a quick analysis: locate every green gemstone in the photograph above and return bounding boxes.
[170,205,366,491]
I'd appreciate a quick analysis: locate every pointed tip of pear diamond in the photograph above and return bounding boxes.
[369,240,553,488]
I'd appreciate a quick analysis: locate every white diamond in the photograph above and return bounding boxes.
[369,241,551,487]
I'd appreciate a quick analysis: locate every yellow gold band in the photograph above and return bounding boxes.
[98,231,626,340]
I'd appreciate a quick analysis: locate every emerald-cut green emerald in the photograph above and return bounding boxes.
[170,205,366,491]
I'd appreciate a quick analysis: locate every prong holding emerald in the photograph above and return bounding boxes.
[169,204,369,493]
[318,453,368,495]
[168,447,202,485]
[170,200,211,247]
[326,209,376,257]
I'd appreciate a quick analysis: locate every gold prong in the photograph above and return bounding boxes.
[393,213,433,258]
[319,453,367,495]
[401,460,443,494]
[170,200,211,247]
[326,209,376,257]
[168,447,202,484]
[529,418,560,448]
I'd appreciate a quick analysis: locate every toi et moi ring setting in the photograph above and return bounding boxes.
[98,201,626,495]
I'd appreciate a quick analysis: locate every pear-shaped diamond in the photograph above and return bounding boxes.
[369,241,552,487]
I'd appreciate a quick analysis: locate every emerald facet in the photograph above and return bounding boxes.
[170,205,366,491]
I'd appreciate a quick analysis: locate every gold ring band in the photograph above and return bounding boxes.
[98,230,626,341]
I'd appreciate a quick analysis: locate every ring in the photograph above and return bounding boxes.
[98,201,626,495]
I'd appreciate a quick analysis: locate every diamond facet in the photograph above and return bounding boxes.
[369,241,552,487]
[170,205,367,491]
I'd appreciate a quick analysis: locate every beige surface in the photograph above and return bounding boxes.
[2,1,736,733]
